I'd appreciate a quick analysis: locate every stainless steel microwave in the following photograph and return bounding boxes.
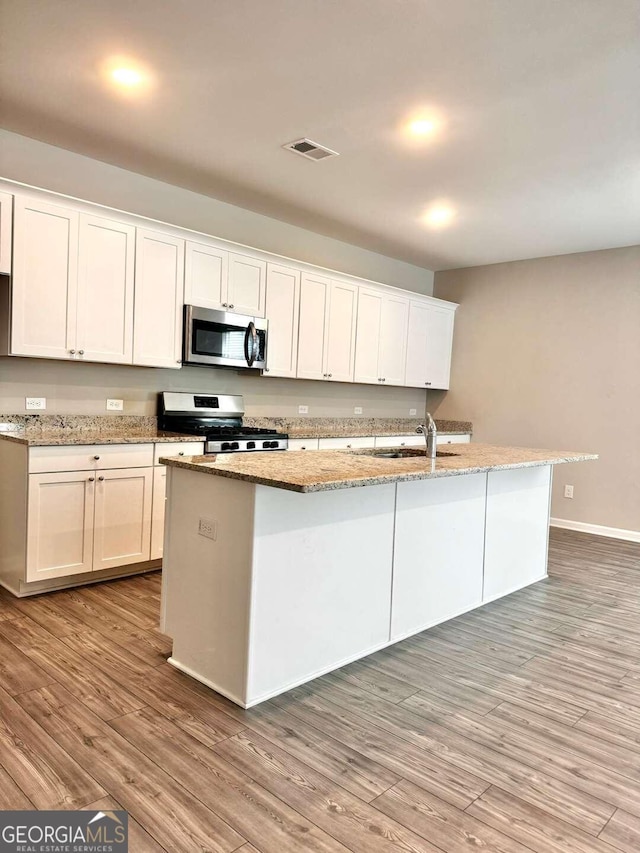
[183,306,267,370]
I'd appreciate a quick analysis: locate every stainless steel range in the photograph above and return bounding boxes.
[158,392,288,453]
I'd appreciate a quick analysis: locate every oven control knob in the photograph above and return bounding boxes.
[246,441,256,449]
[262,440,271,449]
[221,442,231,451]
[230,442,240,450]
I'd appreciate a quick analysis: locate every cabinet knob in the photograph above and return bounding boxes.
[229,304,234,309]
[264,367,270,372]
[98,476,105,481]
[78,350,84,355]
[327,373,332,379]
[347,444,352,448]
[94,455,100,460]
[88,477,95,482]
[425,381,431,386]
[179,451,184,456]
[69,349,76,355]
[222,302,228,307]
[301,446,306,450]
[400,442,405,446]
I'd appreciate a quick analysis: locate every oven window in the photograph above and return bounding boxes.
[192,320,246,360]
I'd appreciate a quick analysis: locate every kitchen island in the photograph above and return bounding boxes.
[160,443,596,707]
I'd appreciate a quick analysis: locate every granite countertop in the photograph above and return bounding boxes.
[0,429,205,447]
[159,443,598,494]
[0,416,472,447]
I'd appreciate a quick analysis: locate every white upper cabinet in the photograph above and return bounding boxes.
[297,272,330,380]
[76,214,135,364]
[405,300,455,389]
[355,288,409,386]
[297,273,357,382]
[263,263,300,378]
[184,240,228,310]
[0,191,13,275]
[324,280,357,382]
[133,229,185,369]
[184,243,265,317]
[11,197,79,360]
[227,253,266,317]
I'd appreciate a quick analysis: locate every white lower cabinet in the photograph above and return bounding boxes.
[374,435,425,448]
[92,467,153,571]
[27,466,153,583]
[27,471,95,583]
[318,436,375,450]
[437,434,471,445]
[287,438,320,451]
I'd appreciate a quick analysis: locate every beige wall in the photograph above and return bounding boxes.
[431,245,640,534]
[0,129,434,295]
[0,358,426,420]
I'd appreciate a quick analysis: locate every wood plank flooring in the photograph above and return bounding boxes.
[0,527,639,853]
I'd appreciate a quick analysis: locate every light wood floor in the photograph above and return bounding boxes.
[1,528,639,853]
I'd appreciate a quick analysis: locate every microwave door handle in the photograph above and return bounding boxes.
[244,321,258,366]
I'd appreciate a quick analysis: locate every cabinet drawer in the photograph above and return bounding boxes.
[374,435,424,448]
[437,434,471,445]
[318,436,375,450]
[287,438,320,451]
[154,441,204,465]
[29,444,154,473]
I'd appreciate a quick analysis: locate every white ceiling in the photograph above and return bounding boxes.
[1,0,639,270]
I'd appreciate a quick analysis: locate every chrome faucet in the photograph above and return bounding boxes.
[416,413,437,459]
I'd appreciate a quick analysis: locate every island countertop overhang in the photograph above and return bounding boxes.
[159,443,598,493]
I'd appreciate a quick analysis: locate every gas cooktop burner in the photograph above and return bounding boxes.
[158,392,288,453]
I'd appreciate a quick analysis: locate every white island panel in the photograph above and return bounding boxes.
[392,473,486,641]
[247,483,396,704]
[483,465,552,601]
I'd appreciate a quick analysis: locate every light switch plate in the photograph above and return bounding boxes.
[354,407,363,415]
[409,408,417,416]
[198,518,217,540]
[298,405,309,414]
[106,399,124,411]
[26,397,46,410]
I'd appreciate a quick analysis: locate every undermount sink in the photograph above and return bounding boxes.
[349,447,460,459]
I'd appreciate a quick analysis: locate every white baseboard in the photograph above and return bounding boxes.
[550,517,640,544]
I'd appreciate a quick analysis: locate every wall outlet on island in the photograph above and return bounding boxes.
[25,397,46,410]
[298,405,309,415]
[354,407,363,415]
[564,485,574,499]
[106,398,124,411]
[409,408,417,416]
[198,518,217,540]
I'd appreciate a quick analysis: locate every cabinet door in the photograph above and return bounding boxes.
[264,263,300,378]
[379,294,409,385]
[227,253,266,316]
[93,467,153,571]
[353,289,382,385]
[133,229,184,368]
[324,281,357,382]
[27,471,95,582]
[76,214,135,364]
[424,305,455,389]
[150,466,167,560]
[297,272,330,380]
[0,191,13,275]
[11,197,79,359]
[404,301,430,388]
[184,240,228,310]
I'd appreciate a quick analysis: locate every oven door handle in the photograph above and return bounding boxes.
[244,321,258,367]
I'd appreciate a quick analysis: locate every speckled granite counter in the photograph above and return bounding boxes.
[160,443,597,493]
[244,416,473,439]
[0,429,204,446]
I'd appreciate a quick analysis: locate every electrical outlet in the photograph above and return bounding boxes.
[25,397,46,410]
[564,485,574,499]
[106,399,124,411]
[409,408,417,416]
[198,518,217,540]
[298,405,309,415]
[354,407,363,415]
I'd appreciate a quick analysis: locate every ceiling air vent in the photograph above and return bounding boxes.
[283,138,339,162]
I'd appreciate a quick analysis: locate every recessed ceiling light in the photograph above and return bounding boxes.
[403,110,443,141]
[423,205,456,228]
[408,118,437,137]
[102,56,153,94]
